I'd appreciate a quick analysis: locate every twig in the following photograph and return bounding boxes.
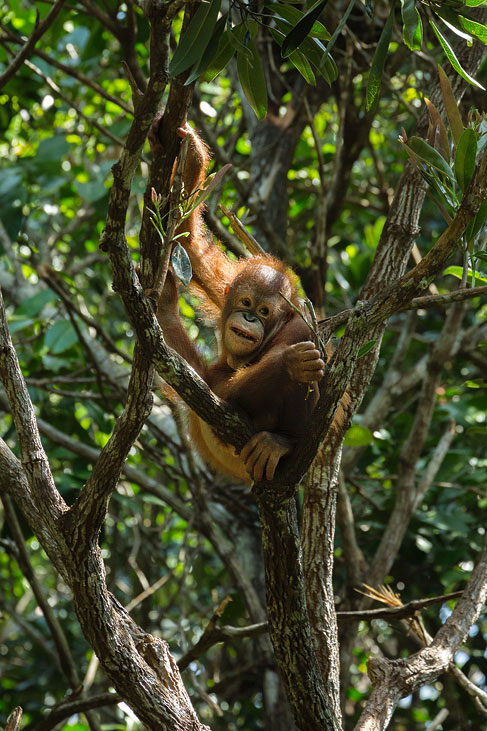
[22,58,125,146]
[0,287,67,529]
[405,285,487,310]
[337,591,463,623]
[5,707,22,731]
[0,24,133,114]
[218,204,266,255]
[152,133,191,302]
[32,692,120,731]
[0,0,68,90]
[1,495,81,687]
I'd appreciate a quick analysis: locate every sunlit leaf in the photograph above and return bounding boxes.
[344,425,374,447]
[430,19,485,90]
[401,0,422,50]
[435,7,475,42]
[444,265,487,284]
[458,13,487,43]
[464,379,487,388]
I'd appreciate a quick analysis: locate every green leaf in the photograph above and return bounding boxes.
[429,19,485,90]
[344,425,374,447]
[237,40,268,119]
[17,289,59,317]
[185,13,228,84]
[288,48,317,84]
[357,340,377,359]
[319,0,355,75]
[444,265,487,284]
[465,0,487,5]
[454,128,477,191]
[458,13,487,43]
[316,39,338,83]
[36,136,70,162]
[425,99,450,162]
[172,243,193,285]
[183,163,232,216]
[435,7,475,42]
[0,168,23,199]
[270,3,330,40]
[403,137,455,179]
[465,199,487,241]
[467,426,487,434]
[272,19,337,82]
[464,379,486,388]
[44,320,79,354]
[438,66,464,146]
[8,316,36,334]
[281,0,329,57]
[204,25,235,82]
[366,5,394,111]
[169,0,222,77]
[226,23,254,60]
[401,0,422,50]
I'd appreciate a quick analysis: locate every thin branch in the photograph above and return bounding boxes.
[365,149,487,326]
[0,0,68,90]
[0,288,67,529]
[32,693,120,731]
[1,496,80,687]
[0,24,133,113]
[337,591,463,623]
[406,285,487,310]
[5,707,22,731]
[355,550,487,730]
[22,57,125,146]
[317,285,487,343]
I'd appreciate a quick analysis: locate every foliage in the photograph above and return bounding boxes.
[0,0,487,729]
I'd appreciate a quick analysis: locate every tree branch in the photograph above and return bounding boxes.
[355,550,487,730]
[0,288,68,530]
[0,0,68,90]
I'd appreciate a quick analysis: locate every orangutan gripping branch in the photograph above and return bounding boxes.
[150,116,325,482]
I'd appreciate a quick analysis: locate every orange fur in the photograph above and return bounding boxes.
[151,118,325,481]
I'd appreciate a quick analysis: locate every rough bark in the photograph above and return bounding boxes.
[255,496,341,731]
[354,551,487,730]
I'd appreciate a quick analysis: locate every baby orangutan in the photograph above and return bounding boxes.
[151,116,324,482]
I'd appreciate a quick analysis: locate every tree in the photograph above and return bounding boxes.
[1,1,487,729]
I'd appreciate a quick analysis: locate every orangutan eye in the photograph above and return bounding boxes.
[259,306,270,317]
[241,297,252,307]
